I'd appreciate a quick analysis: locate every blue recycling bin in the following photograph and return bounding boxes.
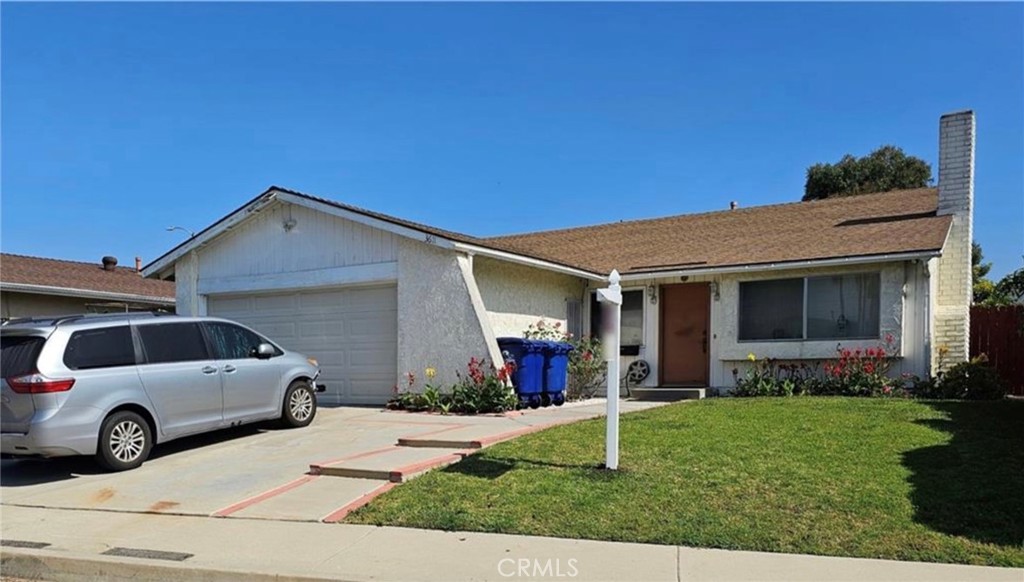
[540,341,573,407]
[496,338,545,409]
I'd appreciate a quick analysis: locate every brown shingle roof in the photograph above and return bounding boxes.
[484,188,952,275]
[1,254,176,301]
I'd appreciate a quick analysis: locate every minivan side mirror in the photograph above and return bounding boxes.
[255,343,275,359]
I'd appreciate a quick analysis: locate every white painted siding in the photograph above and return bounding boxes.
[197,202,399,280]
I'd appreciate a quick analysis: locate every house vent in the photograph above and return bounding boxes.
[101,256,118,271]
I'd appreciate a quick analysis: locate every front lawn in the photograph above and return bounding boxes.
[347,398,1024,567]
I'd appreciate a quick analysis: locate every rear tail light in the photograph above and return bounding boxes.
[7,373,76,394]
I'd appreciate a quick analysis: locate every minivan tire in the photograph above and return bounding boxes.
[280,381,317,428]
[96,411,153,472]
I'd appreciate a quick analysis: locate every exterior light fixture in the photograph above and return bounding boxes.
[647,285,658,305]
[710,281,721,300]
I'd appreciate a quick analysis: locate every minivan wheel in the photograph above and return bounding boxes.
[280,381,317,428]
[97,411,152,472]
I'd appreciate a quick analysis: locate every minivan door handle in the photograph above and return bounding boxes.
[201,366,218,375]
[222,365,237,373]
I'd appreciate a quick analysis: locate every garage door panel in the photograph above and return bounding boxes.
[208,285,397,404]
[254,294,298,312]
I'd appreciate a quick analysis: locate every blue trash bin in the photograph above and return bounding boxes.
[540,340,573,407]
[496,338,545,409]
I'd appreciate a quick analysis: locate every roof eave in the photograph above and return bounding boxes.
[0,282,176,305]
[450,242,605,281]
[616,249,943,282]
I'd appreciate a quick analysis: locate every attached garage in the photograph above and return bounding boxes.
[208,285,398,405]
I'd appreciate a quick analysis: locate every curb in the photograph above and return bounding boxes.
[0,548,353,582]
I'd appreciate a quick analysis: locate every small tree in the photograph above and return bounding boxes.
[803,145,932,201]
[972,242,996,304]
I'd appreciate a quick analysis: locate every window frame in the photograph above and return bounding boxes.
[737,272,882,343]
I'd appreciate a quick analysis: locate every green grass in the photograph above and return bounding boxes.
[347,398,1024,567]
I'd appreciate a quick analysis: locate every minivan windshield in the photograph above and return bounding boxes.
[1,335,46,378]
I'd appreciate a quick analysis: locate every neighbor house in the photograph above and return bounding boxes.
[1,254,176,320]
[143,111,974,405]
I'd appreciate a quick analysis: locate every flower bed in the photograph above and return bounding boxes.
[733,335,1005,400]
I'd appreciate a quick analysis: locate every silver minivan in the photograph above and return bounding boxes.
[1,313,322,471]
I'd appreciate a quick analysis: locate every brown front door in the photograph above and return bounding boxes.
[660,283,710,386]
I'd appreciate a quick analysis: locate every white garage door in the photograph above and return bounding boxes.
[207,285,398,405]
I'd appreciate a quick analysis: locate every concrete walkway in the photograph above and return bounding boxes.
[1,505,1019,582]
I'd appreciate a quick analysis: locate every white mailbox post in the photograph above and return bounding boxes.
[596,269,622,470]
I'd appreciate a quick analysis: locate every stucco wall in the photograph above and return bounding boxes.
[473,256,586,338]
[586,260,931,390]
[396,240,501,389]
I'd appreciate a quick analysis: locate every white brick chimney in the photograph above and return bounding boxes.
[933,110,975,372]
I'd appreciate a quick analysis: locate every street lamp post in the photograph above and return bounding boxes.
[166,226,196,238]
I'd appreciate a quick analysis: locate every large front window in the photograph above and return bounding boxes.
[739,273,880,341]
[590,289,644,351]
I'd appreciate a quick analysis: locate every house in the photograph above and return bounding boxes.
[143,111,974,405]
[1,254,176,320]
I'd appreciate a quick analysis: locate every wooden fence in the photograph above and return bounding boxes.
[970,305,1024,396]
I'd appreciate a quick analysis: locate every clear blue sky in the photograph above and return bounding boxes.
[3,3,1022,277]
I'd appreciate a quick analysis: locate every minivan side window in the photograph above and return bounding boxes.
[137,323,209,364]
[64,326,136,370]
[205,322,266,360]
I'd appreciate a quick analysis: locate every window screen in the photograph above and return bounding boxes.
[738,279,804,340]
[1,336,46,378]
[205,322,264,360]
[138,323,209,364]
[63,326,136,370]
[806,274,880,339]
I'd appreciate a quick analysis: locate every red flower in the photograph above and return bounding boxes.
[877,347,886,358]
[866,348,876,357]
[864,362,875,374]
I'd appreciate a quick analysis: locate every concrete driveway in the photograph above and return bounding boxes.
[1,400,662,523]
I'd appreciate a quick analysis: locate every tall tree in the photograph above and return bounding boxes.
[803,145,932,201]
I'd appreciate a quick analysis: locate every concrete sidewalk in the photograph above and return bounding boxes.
[1,505,1019,582]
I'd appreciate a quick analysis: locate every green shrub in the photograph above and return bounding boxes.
[937,357,1006,401]
[387,358,518,415]
[731,356,819,397]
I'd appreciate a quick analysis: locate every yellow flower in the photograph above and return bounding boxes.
[425,367,437,379]
[747,352,757,362]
